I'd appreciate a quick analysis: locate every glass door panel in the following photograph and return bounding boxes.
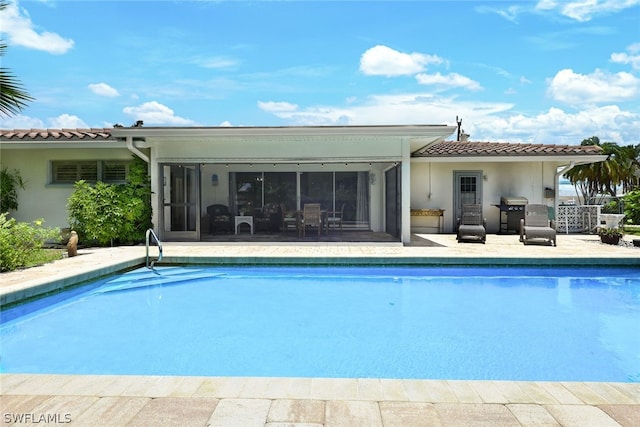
[264,172,296,211]
[453,171,482,231]
[300,172,333,210]
[336,171,369,228]
[385,166,401,237]
[232,172,263,215]
[161,164,199,240]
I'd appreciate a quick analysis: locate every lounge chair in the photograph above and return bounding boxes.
[301,203,322,237]
[456,204,486,243]
[520,204,557,246]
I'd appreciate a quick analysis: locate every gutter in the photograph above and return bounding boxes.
[126,136,149,163]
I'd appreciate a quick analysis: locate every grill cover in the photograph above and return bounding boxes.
[501,196,528,205]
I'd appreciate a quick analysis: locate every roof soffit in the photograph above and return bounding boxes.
[111,125,457,141]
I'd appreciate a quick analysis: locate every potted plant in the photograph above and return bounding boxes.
[598,227,623,245]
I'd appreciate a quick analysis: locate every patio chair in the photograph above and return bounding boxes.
[456,204,486,243]
[520,204,557,246]
[301,203,322,237]
[207,204,232,234]
[254,203,282,233]
[327,203,345,234]
[280,204,300,233]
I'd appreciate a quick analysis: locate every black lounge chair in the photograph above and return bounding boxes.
[457,204,486,243]
[520,204,557,246]
[207,204,233,234]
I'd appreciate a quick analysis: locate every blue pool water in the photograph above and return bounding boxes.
[1,266,639,382]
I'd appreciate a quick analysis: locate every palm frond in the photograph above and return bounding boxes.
[0,70,35,116]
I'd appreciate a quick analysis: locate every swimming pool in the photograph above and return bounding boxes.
[1,266,639,382]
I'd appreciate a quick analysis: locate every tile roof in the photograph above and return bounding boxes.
[415,141,604,157]
[0,129,605,158]
[0,128,114,141]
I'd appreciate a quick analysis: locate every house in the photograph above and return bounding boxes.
[0,125,606,244]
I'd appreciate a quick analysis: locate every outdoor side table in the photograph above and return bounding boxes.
[235,215,254,234]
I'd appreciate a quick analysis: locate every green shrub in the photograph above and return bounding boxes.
[0,213,60,272]
[623,190,640,225]
[0,166,25,212]
[67,156,152,246]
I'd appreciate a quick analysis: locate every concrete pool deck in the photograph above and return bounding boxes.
[1,233,639,426]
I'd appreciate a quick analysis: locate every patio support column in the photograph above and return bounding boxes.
[401,138,412,244]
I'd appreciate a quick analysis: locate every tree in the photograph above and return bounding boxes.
[0,166,25,213]
[563,137,640,204]
[0,1,34,116]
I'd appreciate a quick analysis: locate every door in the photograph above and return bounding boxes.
[161,164,199,241]
[453,171,482,230]
[385,165,401,238]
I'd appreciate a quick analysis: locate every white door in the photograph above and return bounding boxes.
[453,171,482,230]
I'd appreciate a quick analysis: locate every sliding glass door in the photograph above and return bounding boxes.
[229,170,370,229]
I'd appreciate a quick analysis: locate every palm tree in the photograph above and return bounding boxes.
[0,1,33,116]
[564,137,640,204]
[617,144,640,193]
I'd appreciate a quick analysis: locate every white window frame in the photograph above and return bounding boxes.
[50,160,131,184]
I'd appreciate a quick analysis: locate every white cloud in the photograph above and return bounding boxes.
[0,114,44,129]
[0,113,90,129]
[219,121,233,127]
[476,4,525,22]
[0,1,74,54]
[415,72,482,91]
[547,68,640,104]
[261,92,512,128]
[122,101,196,125]
[535,0,559,11]
[541,0,640,21]
[610,42,640,70]
[258,90,638,145]
[257,101,299,113]
[472,105,639,145]
[494,5,523,22]
[359,45,443,77]
[47,114,88,129]
[88,83,120,98]
[192,56,239,69]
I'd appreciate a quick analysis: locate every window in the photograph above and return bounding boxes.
[228,170,369,228]
[51,160,130,184]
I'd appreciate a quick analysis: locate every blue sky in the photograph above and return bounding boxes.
[1,0,639,145]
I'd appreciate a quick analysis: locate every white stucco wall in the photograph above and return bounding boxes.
[1,148,132,229]
[411,160,561,233]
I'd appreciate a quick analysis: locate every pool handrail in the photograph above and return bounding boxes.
[145,228,163,269]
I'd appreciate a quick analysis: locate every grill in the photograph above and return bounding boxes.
[496,196,528,233]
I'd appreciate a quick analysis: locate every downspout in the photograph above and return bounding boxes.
[126,135,155,237]
[126,136,149,163]
[555,161,575,218]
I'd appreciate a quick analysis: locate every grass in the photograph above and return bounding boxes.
[623,225,640,236]
[22,249,65,269]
